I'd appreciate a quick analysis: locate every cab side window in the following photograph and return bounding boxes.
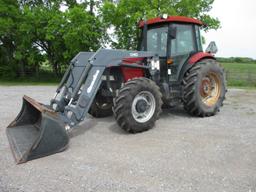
[170,24,195,56]
[147,26,168,57]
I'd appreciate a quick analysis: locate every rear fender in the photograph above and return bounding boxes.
[188,52,215,65]
[178,52,216,82]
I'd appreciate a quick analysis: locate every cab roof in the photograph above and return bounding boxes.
[139,16,203,28]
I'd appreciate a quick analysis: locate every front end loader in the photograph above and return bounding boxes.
[6,49,158,164]
[6,16,227,164]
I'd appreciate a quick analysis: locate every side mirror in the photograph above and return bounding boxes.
[206,41,218,54]
[169,26,177,39]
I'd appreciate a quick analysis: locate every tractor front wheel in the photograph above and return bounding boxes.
[113,78,162,133]
[182,59,227,117]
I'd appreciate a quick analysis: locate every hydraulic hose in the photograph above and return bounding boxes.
[70,62,92,100]
[56,63,72,93]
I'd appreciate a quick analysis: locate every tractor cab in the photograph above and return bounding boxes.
[139,16,204,82]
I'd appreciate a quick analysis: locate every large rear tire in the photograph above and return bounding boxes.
[182,59,227,117]
[113,78,162,133]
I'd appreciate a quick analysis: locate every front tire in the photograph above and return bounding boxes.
[113,78,162,133]
[182,59,227,117]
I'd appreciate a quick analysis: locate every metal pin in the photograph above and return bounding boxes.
[53,92,58,99]
[68,98,73,105]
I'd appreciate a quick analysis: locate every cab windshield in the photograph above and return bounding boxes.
[139,24,202,56]
[140,25,168,57]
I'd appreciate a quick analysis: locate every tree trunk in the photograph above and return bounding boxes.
[57,63,62,77]
[19,59,25,77]
[51,61,62,77]
[35,63,39,77]
[52,62,58,77]
[89,0,94,15]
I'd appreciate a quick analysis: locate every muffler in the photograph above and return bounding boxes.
[6,96,69,164]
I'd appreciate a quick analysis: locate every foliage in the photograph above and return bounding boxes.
[101,0,220,49]
[63,6,103,58]
[0,0,105,78]
[0,0,220,79]
[0,0,21,77]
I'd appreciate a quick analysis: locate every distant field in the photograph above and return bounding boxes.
[0,62,256,88]
[221,62,256,72]
[221,62,256,87]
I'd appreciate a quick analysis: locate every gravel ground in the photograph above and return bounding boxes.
[0,86,256,192]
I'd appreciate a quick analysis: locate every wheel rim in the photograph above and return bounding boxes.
[200,72,221,107]
[131,91,156,123]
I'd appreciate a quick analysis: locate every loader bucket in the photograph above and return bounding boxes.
[6,96,69,164]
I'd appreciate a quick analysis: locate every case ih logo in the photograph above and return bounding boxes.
[129,53,139,57]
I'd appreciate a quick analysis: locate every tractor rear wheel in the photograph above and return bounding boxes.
[182,59,226,117]
[113,78,162,133]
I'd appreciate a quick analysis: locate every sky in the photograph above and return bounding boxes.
[203,0,256,59]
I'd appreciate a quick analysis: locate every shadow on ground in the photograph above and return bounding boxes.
[71,106,192,138]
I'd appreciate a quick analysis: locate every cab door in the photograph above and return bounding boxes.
[167,24,197,81]
[145,24,169,82]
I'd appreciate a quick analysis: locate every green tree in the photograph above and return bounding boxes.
[0,0,21,77]
[22,6,67,76]
[0,0,105,78]
[63,6,104,59]
[22,4,105,76]
[101,0,220,49]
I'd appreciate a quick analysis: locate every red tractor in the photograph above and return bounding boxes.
[97,15,226,132]
[6,15,226,163]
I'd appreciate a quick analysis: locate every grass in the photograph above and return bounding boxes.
[221,62,256,73]
[221,62,256,88]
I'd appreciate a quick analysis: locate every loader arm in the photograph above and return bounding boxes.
[53,48,156,129]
